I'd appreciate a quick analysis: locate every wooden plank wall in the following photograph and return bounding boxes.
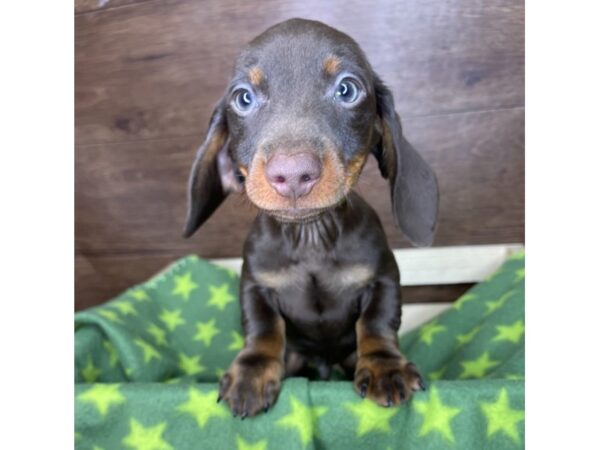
[75,0,524,310]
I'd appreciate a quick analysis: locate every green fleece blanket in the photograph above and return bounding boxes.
[75,252,525,450]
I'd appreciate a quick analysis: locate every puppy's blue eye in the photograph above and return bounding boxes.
[334,78,360,104]
[233,88,255,113]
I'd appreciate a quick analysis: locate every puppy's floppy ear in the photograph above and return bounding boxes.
[183,98,242,238]
[372,76,439,246]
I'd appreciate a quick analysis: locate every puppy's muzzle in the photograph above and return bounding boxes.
[265,152,322,199]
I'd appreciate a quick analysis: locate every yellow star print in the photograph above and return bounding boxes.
[81,355,101,382]
[456,326,482,348]
[453,293,476,310]
[459,351,500,379]
[103,340,119,367]
[480,388,524,443]
[493,320,525,344]
[218,266,239,280]
[419,320,446,345]
[112,301,137,316]
[147,323,168,346]
[158,308,185,332]
[193,319,220,346]
[428,366,447,381]
[134,338,162,363]
[78,384,125,416]
[177,388,229,428]
[485,291,514,316]
[228,331,245,351]
[171,272,198,301]
[207,283,235,310]
[513,268,525,283]
[178,353,206,376]
[505,373,524,380]
[277,396,327,444]
[414,386,461,443]
[236,435,267,450]
[344,398,397,437]
[98,309,123,324]
[122,418,173,450]
[130,288,150,302]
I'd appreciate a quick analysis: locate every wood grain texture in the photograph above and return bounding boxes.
[75,0,154,15]
[75,0,524,308]
[75,0,523,145]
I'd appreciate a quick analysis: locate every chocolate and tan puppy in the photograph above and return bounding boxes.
[184,18,439,418]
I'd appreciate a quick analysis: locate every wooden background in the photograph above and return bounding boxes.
[75,0,524,310]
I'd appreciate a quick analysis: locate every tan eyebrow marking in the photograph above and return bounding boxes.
[323,55,342,75]
[248,66,264,86]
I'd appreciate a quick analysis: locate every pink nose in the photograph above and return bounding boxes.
[265,152,322,199]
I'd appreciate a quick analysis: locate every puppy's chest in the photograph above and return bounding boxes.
[253,259,374,327]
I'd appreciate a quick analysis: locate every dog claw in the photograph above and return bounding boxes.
[264,403,270,413]
[359,383,368,398]
[216,395,222,403]
[241,412,247,420]
[418,379,427,391]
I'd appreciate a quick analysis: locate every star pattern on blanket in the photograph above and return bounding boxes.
[414,386,461,443]
[82,355,101,382]
[228,331,245,351]
[453,293,476,310]
[78,384,125,416]
[178,352,205,376]
[485,291,514,316]
[98,309,123,324]
[480,388,524,443]
[134,338,162,363]
[147,323,168,346]
[177,388,228,428]
[193,319,221,346]
[207,283,236,310]
[493,320,524,344]
[102,340,119,367]
[277,396,327,445]
[158,308,185,332]
[236,435,268,450]
[112,301,137,316]
[428,366,447,381]
[513,268,525,283]
[459,352,500,379]
[456,326,482,348]
[122,418,173,450]
[344,398,398,437]
[419,320,446,345]
[171,272,198,301]
[130,288,150,302]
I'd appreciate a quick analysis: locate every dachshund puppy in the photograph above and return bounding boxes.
[184,18,439,418]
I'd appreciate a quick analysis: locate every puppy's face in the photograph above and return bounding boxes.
[185,19,439,246]
[224,20,378,220]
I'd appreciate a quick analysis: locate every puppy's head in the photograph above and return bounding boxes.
[184,19,438,246]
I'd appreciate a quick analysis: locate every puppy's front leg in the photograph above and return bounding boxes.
[219,284,285,418]
[354,278,425,406]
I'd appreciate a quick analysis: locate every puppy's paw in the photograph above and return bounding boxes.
[219,354,284,418]
[354,354,425,406]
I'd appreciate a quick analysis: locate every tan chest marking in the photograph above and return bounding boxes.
[254,264,374,291]
[329,264,375,289]
[253,268,303,290]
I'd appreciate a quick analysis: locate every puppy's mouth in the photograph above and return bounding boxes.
[244,147,365,221]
